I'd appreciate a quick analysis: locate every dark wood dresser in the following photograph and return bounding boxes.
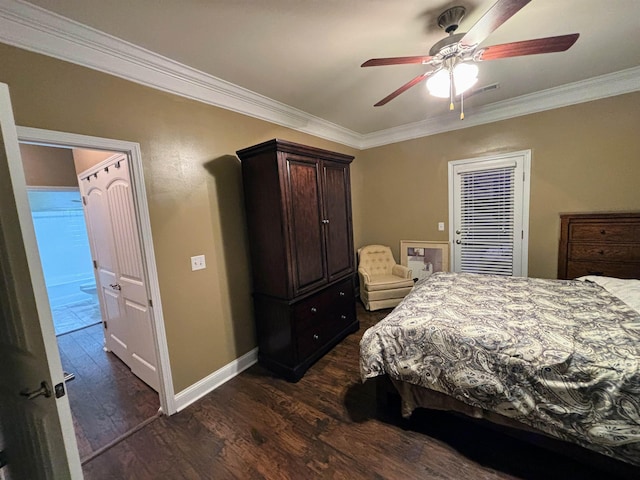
[558,212,640,279]
[238,139,358,381]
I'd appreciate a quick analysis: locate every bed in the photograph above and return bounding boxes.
[359,213,640,468]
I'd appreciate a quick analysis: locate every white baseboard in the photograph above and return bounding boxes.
[174,347,258,413]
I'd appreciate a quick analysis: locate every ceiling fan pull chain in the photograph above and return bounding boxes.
[449,68,454,111]
[460,92,465,120]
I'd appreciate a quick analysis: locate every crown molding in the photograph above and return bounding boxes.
[361,65,640,149]
[0,0,362,148]
[0,0,638,151]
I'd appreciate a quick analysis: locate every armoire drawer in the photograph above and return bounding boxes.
[569,243,640,262]
[293,278,353,322]
[293,278,355,360]
[295,310,355,361]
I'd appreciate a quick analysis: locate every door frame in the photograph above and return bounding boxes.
[17,126,176,415]
[447,150,531,277]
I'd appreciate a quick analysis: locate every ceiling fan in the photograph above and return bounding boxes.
[362,0,579,117]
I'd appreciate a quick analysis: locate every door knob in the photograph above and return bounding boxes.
[20,381,52,400]
[110,283,121,290]
[456,230,461,234]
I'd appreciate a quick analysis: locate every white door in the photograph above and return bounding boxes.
[79,155,159,391]
[0,83,82,479]
[449,151,530,276]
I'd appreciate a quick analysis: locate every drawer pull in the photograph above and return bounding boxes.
[598,250,604,255]
[313,334,320,341]
[341,314,347,320]
[600,229,606,235]
[339,291,345,297]
[310,307,317,313]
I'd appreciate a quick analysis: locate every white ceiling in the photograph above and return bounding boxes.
[8,0,640,139]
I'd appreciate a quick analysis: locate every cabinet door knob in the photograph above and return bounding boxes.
[310,307,317,313]
[321,219,329,224]
[339,291,345,297]
[600,229,606,235]
[598,250,604,255]
[341,315,346,320]
[313,334,319,341]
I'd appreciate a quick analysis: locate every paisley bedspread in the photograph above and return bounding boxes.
[360,272,640,465]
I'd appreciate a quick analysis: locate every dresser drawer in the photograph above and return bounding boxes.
[569,243,640,262]
[567,261,640,280]
[569,223,638,243]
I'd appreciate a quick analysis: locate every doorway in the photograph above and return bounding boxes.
[16,128,175,462]
[20,143,159,461]
[27,187,101,336]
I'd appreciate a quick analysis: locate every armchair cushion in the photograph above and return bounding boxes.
[363,274,414,292]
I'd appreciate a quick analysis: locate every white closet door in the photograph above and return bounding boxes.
[449,151,530,277]
[80,155,159,391]
[0,82,82,479]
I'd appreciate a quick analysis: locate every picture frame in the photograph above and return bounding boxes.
[399,240,450,282]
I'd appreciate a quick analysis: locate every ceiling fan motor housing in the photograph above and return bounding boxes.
[437,6,466,33]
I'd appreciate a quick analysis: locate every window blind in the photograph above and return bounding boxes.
[458,166,515,275]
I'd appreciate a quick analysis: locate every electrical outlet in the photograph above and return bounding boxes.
[438,222,445,231]
[190,254,206,271]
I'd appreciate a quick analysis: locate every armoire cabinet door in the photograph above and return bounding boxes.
[286,155,327,295]
[323,161,354,281]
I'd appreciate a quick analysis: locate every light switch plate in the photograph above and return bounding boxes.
[438,222,445,231]
[190,254,206,271]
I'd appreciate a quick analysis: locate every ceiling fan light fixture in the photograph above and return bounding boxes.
[426,62,479,99]
[453,62,479,95]
[426,69,451,98]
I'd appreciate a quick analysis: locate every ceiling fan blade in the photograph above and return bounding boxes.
[374,72,433,106]
[460,0,532,48]
[362,55,434,67]
[477,33,579,61]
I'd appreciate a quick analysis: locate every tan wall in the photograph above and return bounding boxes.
[0,43,359,393]
[356,92,640,278]
[4,41,639,393]
[19,143,77,187]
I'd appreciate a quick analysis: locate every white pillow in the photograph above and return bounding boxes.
[577,276,640,314]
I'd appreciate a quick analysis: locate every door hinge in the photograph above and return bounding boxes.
[521,230,524,239]
[103,320,108,330]
[82,196,87,206]
[93,260,98,269]
[149,299,153,307]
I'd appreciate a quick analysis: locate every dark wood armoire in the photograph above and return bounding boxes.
[238,139,359,381]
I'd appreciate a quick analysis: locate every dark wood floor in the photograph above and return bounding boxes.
[82,303,637,479]
[57,323,160,461]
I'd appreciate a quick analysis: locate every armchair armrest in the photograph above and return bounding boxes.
[392,264,412,279]
[358,267,371,284]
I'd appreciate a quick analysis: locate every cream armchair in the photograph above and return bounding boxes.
[357,245,414,311]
